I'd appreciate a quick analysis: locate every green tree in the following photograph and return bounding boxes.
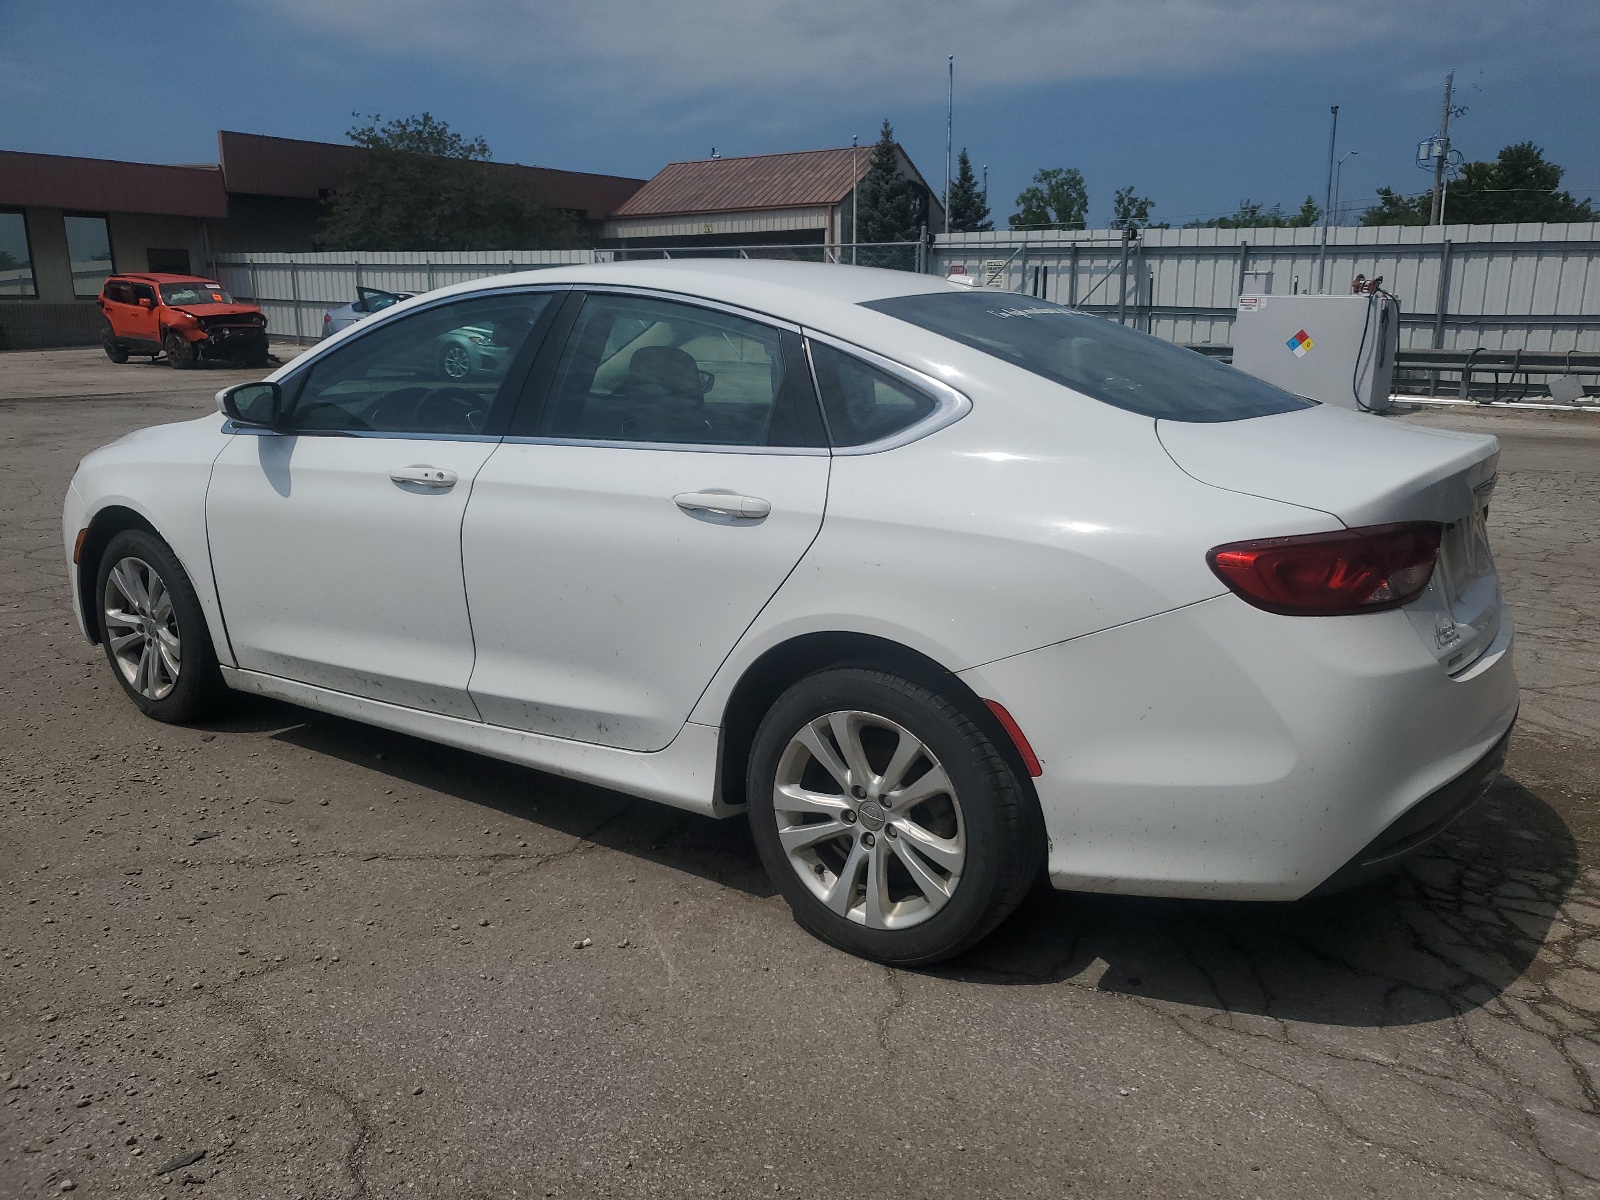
[1186,196,1320,229]
[1362,143,1593,226]
[854,119,924,258]
[1359,187,1432,227]
[1111,186,1155,230]
[1009,167,1088,230]
[318,112,582,251]
[1439,141,1593,223]
[0,249,23,272]
[946,148,992,232]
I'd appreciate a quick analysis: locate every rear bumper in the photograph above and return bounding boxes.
[959,593,1518,901]
[1308,725,1511,896]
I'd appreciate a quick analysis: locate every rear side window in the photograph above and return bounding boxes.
[808,342,937,447]
[862,291,1314,423]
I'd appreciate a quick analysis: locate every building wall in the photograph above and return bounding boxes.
[108,212,209,275]
[604,206,832,241]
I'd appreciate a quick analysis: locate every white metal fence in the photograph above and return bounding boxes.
[213,224,1600,357]
[933,222,1600,355]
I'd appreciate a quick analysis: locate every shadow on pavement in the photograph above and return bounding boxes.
[201,695,778,900]
[203,697,1581,1026]
[943,773,1581,1028]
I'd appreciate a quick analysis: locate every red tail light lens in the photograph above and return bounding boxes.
[1208,522,1442,616]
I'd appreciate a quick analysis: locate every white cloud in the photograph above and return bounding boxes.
[267,0,1596,114]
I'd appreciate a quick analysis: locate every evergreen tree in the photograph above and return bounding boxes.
[946,148,991,232]
[854,119,923,258]
[1009,167,1087,230]
[1111,186,1155,230]
[319,112,583,251]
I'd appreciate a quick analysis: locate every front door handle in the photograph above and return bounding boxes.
[673,491,772,520]
[391,465,458,489]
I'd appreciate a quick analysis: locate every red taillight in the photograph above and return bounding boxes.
[1208,522,1442,616]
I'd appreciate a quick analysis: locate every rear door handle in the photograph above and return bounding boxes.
[673,491,772,520]
[390,465,458,489]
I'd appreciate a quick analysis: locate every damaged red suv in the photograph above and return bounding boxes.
[98,274,270,369]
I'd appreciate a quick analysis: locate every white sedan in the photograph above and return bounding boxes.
[62,261,1517,964]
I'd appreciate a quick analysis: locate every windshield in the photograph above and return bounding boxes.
[862,291,1314,423]
[160,282,233,305]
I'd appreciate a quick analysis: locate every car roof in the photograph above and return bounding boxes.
[416,258,962,336]
[110,273,220,285]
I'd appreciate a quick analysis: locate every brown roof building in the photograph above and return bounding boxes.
[604,145,943,253]
[0,132,646,348]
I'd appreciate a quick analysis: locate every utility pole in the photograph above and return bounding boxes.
[1431,71,1454,225]
[1317,104,1338,293]
[851,133,859,266]
[944,55,954,234]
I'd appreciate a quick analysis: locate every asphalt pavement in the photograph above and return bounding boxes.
[2,348,1597,1199]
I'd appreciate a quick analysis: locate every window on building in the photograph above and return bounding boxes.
[0,211,36,298]
[64,215,114,298]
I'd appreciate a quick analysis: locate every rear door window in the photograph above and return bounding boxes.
[863,291,1314,423]
[524,293,825,448]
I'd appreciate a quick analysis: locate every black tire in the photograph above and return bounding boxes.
[164,331,196,370]
[747,668,1042,966]
[94,529,229,723]
[101,323,129,364]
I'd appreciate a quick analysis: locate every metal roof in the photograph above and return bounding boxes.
[611,148,878,218]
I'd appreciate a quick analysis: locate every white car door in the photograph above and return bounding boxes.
[462,290,831,751]
[206,289,559,718]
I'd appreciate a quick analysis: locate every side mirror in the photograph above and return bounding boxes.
[139,297,154,309]
[217,381,284,429]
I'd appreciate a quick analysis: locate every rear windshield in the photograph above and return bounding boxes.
[862,291,1314,423]
[160,282,232,305]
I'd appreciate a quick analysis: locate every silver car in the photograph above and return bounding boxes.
[323,287,508,380]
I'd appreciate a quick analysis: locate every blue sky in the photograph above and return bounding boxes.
[4,1,1596,228]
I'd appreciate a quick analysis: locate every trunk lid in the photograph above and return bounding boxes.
[1159,404,1504,674]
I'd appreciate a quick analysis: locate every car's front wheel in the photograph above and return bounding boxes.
[164,331,196,370]
[440,341,472,380]
[95,529,228,723]
[748,668,1041,965]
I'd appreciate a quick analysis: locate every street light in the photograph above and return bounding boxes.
[1333,150,1358,229]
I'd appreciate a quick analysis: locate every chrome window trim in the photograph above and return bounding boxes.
[498,436,827,457]
[221,421,499,443]
[801,328,972,455]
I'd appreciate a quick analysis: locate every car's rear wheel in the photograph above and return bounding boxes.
[164,331,196,370]
[101,323,129,364]
[440,342,472,380]
[96,529,228,723]
[748,668,1040,965]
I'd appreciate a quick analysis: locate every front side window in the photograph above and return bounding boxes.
[0,211,36,298]
[530,294,824,447]
[286,292,553,436]
[863,291,1314,423]
[64,215,114,298]
[808,342,937,447]
[160,281,233,306]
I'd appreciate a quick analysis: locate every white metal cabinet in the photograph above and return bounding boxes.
[461,443,829,750]
[206,432,498,718]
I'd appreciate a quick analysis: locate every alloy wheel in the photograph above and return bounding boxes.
[102,556,181,700]
[773,710,966,929]
[441,344,471,379]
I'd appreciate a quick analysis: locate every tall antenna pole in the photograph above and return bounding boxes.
[944,55,954,234]
[1431,71,1454,225]
[851,134,859,266]
[1317,104,1338,293]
